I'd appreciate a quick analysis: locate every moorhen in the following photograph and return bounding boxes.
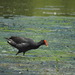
[5,36,48,55]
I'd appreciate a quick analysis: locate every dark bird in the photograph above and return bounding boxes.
[5,36,48,55]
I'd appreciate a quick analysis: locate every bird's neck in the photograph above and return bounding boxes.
[33,41,44,49]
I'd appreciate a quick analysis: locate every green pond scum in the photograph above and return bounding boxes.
[0,16,75,75]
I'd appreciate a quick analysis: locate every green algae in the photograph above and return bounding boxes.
[0,16,75,75]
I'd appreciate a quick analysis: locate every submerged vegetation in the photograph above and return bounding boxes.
[0,16,75,75]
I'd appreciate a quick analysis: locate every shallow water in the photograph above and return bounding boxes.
[0,0,75,74]
[0,16,75,75]
[0,0,75,16]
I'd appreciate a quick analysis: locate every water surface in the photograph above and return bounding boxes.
[0,0,75,16]
[0,0,75,75]
[0,16,75,75]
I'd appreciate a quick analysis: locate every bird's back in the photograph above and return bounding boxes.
[9,36,35,44]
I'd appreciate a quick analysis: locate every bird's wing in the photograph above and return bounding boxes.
[16,43,29,48]
[7,38,29,48]
[9,36,36,46]
[9,36,30,44]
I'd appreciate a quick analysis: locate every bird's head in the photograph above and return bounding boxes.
[43,40,48,47]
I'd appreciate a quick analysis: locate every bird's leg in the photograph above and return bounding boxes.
[16,51,20,55]
[23,52,26,56]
